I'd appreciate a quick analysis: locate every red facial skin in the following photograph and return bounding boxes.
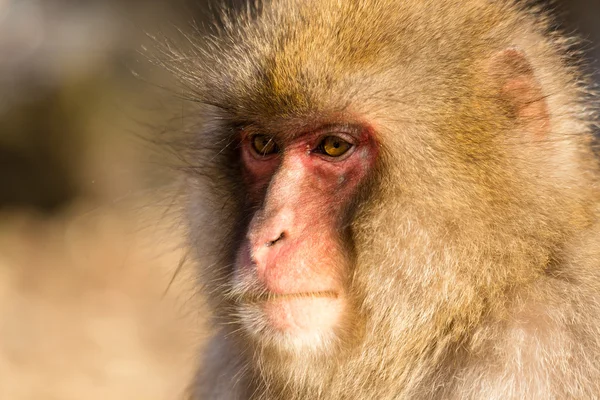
[235,124,377,333]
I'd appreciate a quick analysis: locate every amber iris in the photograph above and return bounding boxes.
[251,135,278,156]
[320,136,352,157]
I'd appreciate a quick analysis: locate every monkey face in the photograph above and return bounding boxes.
[227,123,378,352]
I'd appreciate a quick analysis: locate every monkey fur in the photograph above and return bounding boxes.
[156,0,600,398]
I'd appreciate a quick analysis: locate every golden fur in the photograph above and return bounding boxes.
[155,0,600,398]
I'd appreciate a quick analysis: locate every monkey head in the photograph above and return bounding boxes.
[164,0,598,395]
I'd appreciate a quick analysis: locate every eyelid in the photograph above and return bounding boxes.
[317,131,357,145]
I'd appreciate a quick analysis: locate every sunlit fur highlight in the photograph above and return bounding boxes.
[153,0,600,399]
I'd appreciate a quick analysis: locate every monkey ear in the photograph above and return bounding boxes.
[488,48,549,138]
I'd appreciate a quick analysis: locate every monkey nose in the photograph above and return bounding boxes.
[265,232,285,247]
[248,227,289,264]
[248,208,294,248]
[250,230,288,277]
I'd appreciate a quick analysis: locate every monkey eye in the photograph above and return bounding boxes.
[317,136,353,158]
[250,134,279,157]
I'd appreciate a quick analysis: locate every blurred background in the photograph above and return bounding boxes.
[0,1,598,399]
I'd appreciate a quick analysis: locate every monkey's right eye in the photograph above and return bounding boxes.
[250,135,279,157]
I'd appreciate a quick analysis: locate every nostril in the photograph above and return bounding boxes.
[265,232,285,247]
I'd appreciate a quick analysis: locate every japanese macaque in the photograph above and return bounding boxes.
[157,0,600,398]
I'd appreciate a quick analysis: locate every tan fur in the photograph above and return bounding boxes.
[156,0,600,398]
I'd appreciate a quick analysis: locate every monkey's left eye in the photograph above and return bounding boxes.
[317,136,353,157]
[251,135,279,156]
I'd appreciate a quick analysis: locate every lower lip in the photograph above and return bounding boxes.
[259,294,344,333]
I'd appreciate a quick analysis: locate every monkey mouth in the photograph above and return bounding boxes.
[238,290,345,336]
[242,290,339,303]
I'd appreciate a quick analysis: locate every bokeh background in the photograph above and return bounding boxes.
[0,1,598,399]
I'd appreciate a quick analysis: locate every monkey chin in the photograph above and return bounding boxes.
[238,293,345,353]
